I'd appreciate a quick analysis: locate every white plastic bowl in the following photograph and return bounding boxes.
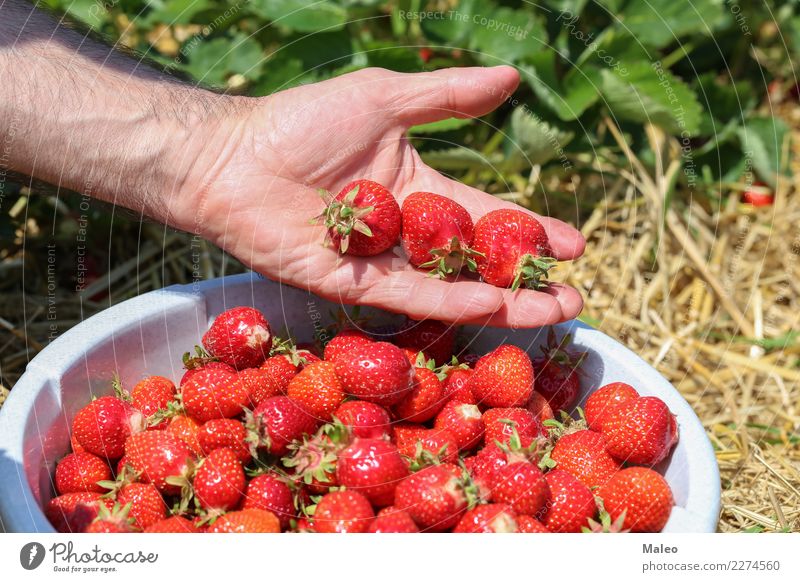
[0,273,720,532]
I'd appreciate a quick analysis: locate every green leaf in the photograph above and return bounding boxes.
[250,56,310,96]
[505,106,574,170]
[618,0,728,49]
[145,0,213,25]
[600,61,702,136]
[470,7,547,64]
[420,147,503,172]
[522,52,601,121]
[420,0,488,46]
[409,117,473,135]
[184,34,264,86]
[736,117,790,189]
[540,0,589,14]
[250,0,347,33]
[363,42,422,72]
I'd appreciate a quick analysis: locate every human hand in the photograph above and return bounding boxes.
[169,67,586,327]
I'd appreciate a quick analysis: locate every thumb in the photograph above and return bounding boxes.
[388,66,521,126]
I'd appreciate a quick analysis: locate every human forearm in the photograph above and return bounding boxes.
[0,0,245,230]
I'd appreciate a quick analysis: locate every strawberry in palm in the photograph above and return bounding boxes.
[315,179,401,256]
[532,330,587,413]
[472,208,555,290]
[400,191,479,277]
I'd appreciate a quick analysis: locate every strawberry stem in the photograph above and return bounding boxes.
[511,254,557,291]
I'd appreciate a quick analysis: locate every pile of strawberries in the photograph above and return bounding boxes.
[316,180,555,289]
[46,306,678,533]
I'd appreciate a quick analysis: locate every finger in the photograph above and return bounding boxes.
[316,253,506,323]
[386,66,521,126]
[461,287,565,328]
[405,167,586,261]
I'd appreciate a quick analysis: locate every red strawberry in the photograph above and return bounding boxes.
[517,515,550,533]
[472,209,555,289]
[45,492,113,533]
[402,428,460,465]
[282,426,346,494]
[550,430,621,489]
[334,342,413,406]
[442,366,476,404]
[532,331,586,412]
[584,382,639,431]
[467,444,509,495]
[243,473,295,530]
[367,507,420,533]
[394,463,468,532]
[400,192,478,278]
[55,452,112,495]
[181,366,249,423]
[469,345,534,408]
[206,509,281,533]
[316,179,401,256]
[336,438,408,507]
[526,391,554,431]
[393,367,445,423]
[117,482,167,530]
[166,414,202,455]
[180,361,234,387]
[433,401,484,451]
[313,490,375,533]
[394,318,456,366]
[72,396,144,459]
[246,396,318,456]
[324,329,373,362]
[742,182,773,207]
[197,418,250,464]
[287,361,346,422]
[483,407,540,448]
[392,422,428,454]
[202,307,273,369]
[538,469,596,532]
[333,400,392,439]
[258,355,300,398]
[453,503,518,533]
[238,367,280,406]
[601,396,678,465]
[131,375,176,425]
[491,461,550,516]
[124,431,194,495]
[599,467,673,532]
[144,515,201,533]
[85,505,136,533]
[193,447,245,513]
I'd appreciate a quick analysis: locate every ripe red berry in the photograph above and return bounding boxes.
[324,329,373,362]
[124,431,194,495]
[584,382,639,431]
[202,306,273,369]
[538,469,596,533]
[198,418,251,464]
[257,355,301,398]
[317,179,401,256]
[287,361,346,422]
[598,467,674,532]
[130,376,176,425]
[469,344,534,408]
[55,452,112,495]
[394,463,468,532]
[180,361,234,387]
[517,515,550,532]
[472,209,555,290]
[336,438,408,507]
[550,430,621,489]
[367,507,420,533]
[45,492,113,533]
[117,482,167,530]
[144,515,201,533]
[442,366,476,404]
[246,396,318,457]
[483,407,540,448]
[206,509,281,533]
[72,396,144,460]
[433,401,484,451]
[243,473,295,531]
[180,366,249,423]
[393,367,446,423]
[334,400,392,439]
[314,490,375,533]
[491,461,550,516]
[193,447,246,513]
[334,341,413,407]
[532,332,586,413]
[453,503,519,533]
[601,396,678,465]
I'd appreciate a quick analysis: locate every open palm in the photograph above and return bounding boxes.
[184,66,585,328]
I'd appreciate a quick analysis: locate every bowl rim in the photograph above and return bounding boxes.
[0,273,721,533]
